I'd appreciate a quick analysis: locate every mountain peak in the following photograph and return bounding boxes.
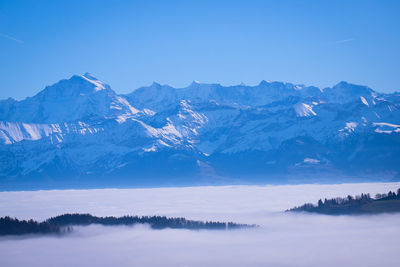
[79,73,107,91]
[333,81,350,88]
[82,72,97,79]
[188,80,201,87]
[39,73,107,97]
[258,80,270,86]
[331,81,374,94]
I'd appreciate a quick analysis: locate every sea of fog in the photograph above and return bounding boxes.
[1,182,399,267]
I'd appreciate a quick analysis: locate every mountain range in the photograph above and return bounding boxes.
[1,73,399,189]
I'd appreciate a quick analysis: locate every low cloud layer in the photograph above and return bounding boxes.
[1,183,400,266]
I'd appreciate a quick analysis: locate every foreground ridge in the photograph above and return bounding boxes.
[287,188,400,215]
[0,213,256,236]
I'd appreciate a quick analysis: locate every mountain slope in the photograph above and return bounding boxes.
[1,74,399,188]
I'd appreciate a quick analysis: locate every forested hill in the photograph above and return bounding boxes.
[0,213,255,236]
[287,188,400,215]
[47,213,252,230]
[0,216,67,236]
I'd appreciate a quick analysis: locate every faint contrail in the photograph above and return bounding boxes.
[0,33,24,44]
[334,38,355,44]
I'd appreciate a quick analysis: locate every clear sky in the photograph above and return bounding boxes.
[1,0,399,99]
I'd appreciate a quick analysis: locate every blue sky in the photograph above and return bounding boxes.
[0,0,399,99]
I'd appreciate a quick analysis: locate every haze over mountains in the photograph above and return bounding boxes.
[1,73,399,188]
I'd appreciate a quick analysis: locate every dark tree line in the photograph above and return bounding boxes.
[374,188,400,200]
[287,188,400,215]
[46,213,254,230]
[0,213,255,236]
[0,216,70,236]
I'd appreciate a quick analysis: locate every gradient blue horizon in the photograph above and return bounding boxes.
[1,0,399,99]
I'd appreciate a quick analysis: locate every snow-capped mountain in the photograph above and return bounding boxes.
[0,73,139,124]
[1,74,399,188]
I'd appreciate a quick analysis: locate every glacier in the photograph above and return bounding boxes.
[0,73,399,189]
